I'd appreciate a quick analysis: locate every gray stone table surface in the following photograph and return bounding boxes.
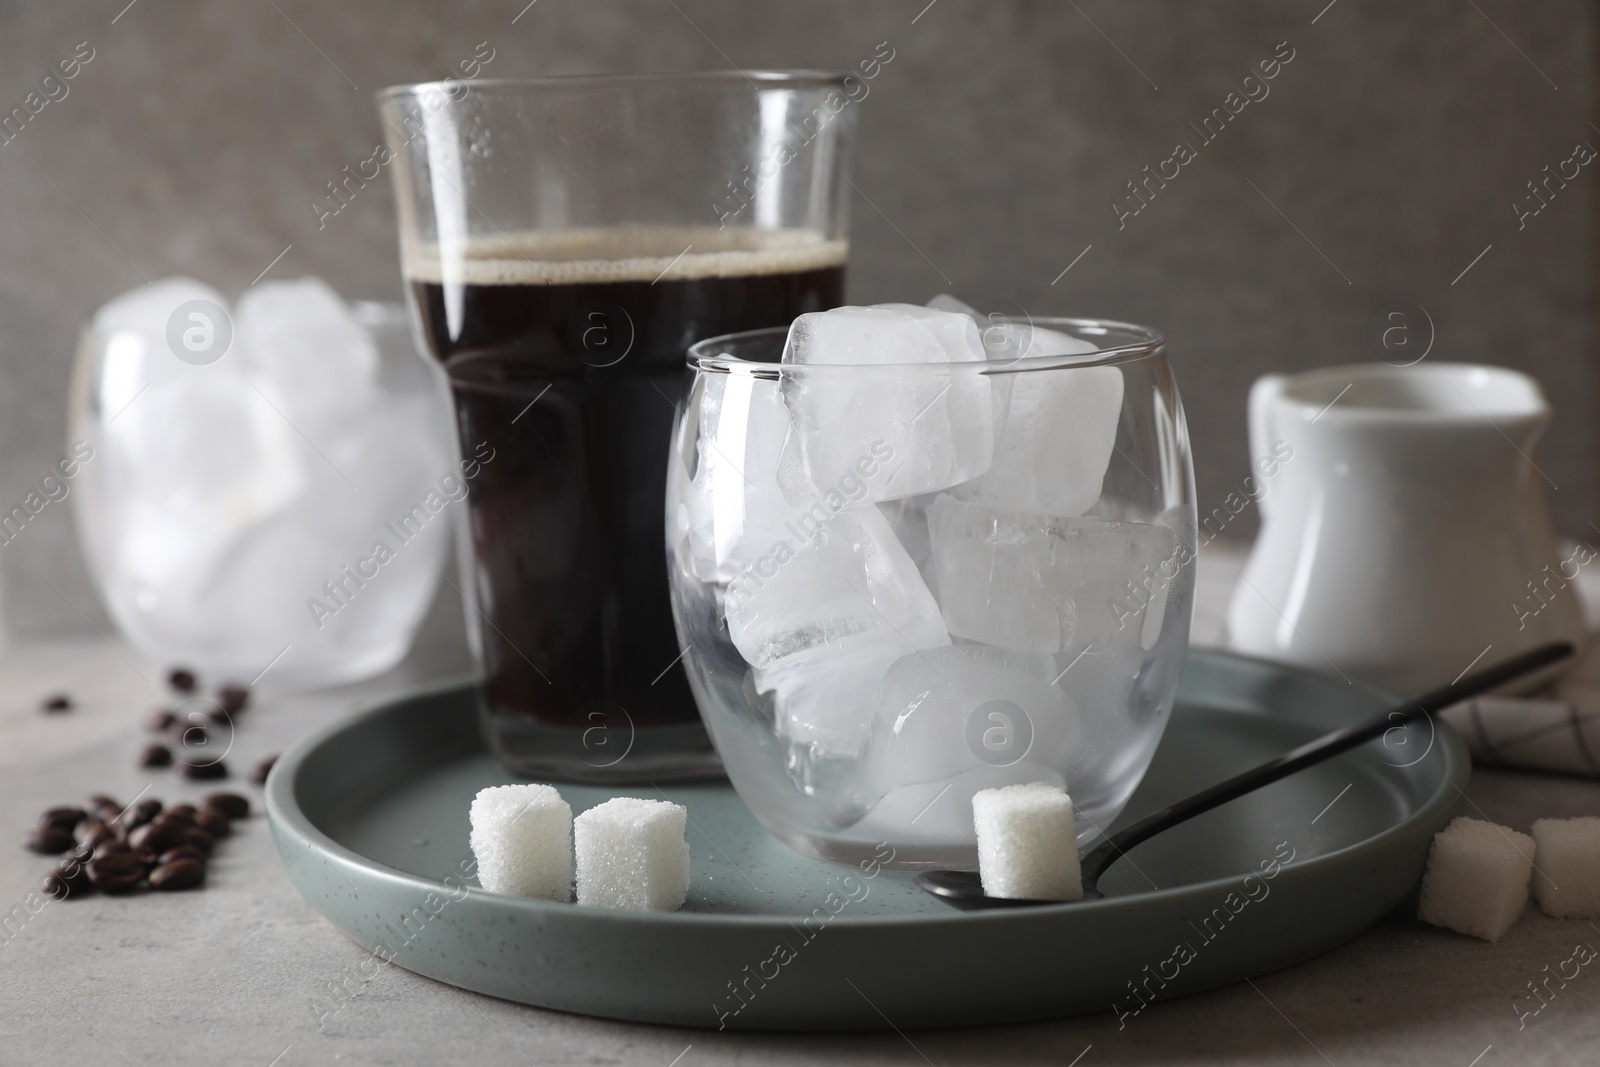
[3,544,1600,1067]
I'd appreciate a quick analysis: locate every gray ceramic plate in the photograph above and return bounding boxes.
[265,650,1466,1031]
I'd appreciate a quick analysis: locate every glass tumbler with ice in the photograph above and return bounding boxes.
[667,305,1196,869]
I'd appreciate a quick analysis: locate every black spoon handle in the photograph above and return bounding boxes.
[1079,641,1575,892]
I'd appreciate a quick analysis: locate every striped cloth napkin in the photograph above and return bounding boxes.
[1441,637,1600,777]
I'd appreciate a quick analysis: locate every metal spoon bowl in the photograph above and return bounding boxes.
[915,642,1573,909]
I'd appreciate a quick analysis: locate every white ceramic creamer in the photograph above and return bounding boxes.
[1226,362,1583,695]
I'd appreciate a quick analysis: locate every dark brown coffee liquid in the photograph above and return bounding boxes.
[408,233,843,764]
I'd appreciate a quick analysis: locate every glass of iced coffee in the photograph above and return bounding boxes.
[378,73,857,781]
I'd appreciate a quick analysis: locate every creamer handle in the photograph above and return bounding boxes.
[1248,374,1287,522]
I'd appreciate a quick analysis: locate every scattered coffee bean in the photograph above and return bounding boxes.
[251,755,278,786]
[178,722,209,748]
[24,826,74,854]
[168,667,197,692]
[179,758,228,781]
[85,794,120,813]
[146,708,177,732]
[92,841,140,863]
[42,862,90,899]
[165,803,197,820]
[74,819,113,849]
[193,810,230,837]
[217,685,250,715]
[182,827,214,853]
[39,806,85,831]
[203,701,231,724]
[149,859,204,891]
[203,792,249,820]
[41,693,72,714]
[128,820,187,855]
[157,845,206,867]
[87,855,144,894]
[65,843,94,867]
[138,742,173,768]
[129,798,163,827]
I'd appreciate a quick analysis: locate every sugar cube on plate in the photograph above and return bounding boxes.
[972,782,1083,901]
[469,784,573,901]
[575,797,691,912]
[1531,816,1600,918]
[1417,816,1534,941]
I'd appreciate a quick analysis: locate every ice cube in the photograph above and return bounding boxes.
[849,645,1079,808]
[926,496,1175,654]
[681,372,801,584]
[840,761,1069,844]
[102,364,306,606]
[92,277,233,411]
[725,506,949,761]
[779,304,993,501]
[961,338,1123,518]
[236,277,380,426]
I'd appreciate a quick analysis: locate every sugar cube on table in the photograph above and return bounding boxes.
[1417,816,1534,941]
[972,781,1083,901]
[1531,816,1600,918]
[574,797,690,912]
[469,784,573,901]
[778,303,993,502]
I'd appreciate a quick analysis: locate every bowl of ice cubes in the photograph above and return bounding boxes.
[69,278,457,689]
[667,302,1197,869]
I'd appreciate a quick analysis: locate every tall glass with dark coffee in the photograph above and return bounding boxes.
[380,75,856,780]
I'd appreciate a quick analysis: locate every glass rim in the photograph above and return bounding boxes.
[376,69,853,102]
[688,316,1166,374]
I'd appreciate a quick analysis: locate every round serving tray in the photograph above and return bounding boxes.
[265,649,1465,1031]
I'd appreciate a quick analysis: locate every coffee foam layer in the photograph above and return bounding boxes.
[404,227,848,286]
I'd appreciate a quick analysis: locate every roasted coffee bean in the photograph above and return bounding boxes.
[138,742,173,768]
[251,755,278,786]
[128,798,163,828]
[193,810,230,837]
[41,693,72,714]
[179,758,228,781]
[148,859,204,891]
[128,819,187,855]
[66,843,94,866]
[203,701,230,724]
[24,825,74,854]
[39,806,86,831]
[42,862,90,900]
[74,819,113,849]
[182,827,214,853]
[146,708,177,732]
[92,842,142,864]
[157,845,206,867]
[178,722,209,747]
[217,685,250,715]
[168,667,197,692]
[85,793,119,813]
[86,855,144,894]
[165,803,197,820]
[203,792,249,820]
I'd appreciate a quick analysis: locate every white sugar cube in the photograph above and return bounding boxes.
[575,797,691,912]
[469,784,573,901]
[1417,816,1534,941]
[1531,817,1600,918]
[972,782,1082,901]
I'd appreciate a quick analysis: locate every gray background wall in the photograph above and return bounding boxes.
[0,0,1592,639]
